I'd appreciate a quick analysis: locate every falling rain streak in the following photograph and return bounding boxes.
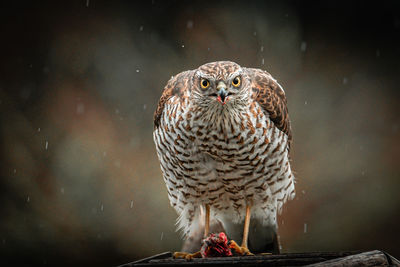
[300,41,307,52]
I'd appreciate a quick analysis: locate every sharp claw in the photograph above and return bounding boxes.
[173,251,201,260]
[228,240,254,256]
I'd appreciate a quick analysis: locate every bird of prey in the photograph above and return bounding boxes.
[153,61,295,258]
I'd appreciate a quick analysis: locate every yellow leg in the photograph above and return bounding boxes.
[204,204,210,238]
[229,204,254,256]
[241,205,251,248]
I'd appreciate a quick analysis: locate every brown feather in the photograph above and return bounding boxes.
[153,70,194,129]
[244,68,292,148]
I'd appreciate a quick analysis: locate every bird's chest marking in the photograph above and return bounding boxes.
[194,104,271,167]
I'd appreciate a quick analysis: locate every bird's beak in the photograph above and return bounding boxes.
[216,81,228,105]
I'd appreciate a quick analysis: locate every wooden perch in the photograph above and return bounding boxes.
[118,250,400,267]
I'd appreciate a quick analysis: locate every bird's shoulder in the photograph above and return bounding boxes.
[154,70,194,129]
[244,67,292,145]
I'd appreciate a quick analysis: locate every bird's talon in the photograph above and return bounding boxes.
[173,251,201,260]
[228,240,254,256]
[260,252,272,255]
[244,250,255,256]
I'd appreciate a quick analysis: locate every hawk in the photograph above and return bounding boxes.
[153,61,295,258]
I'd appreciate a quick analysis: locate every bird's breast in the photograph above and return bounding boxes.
[193,105,271,166]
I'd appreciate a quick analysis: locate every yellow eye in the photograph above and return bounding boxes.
[200,79,210,89]
[232,76,241,87]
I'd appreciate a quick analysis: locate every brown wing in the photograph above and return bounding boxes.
[244,68,293,147]
[153,70,194,129]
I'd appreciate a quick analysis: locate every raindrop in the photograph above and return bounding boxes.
[139,25,144,31]
[300,41,307,52]
[27,196,30,203]
[260,46,264,52]
[253,31,257,36]
[261,58,264,65]
[86,0,89,7]
[76,103,85,115]
[101,204,104,211]
[304,223,307,233]
[143,104,147,110]
[186,20,193,29]
[343,77,348,85]
[136,69,140,73]
[114,160,121,168]
[304,101,307,105]
[45,141,48,150]
[181,44,185,48]
[130,200,134,208]
[38,128,41,132]
[160,232,164,240]
[13,169,16,174]
[103,151,107,157]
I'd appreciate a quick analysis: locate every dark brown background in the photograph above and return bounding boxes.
[1,0,400,266]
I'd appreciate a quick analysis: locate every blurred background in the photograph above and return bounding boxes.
[1,0,400,266]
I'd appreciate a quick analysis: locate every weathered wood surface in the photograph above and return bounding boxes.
[118,250,400,267]
[308,250,399,267]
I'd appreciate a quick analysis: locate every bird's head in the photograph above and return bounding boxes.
[192,61,250,109]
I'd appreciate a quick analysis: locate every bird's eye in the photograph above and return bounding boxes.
[200,79,210,89]
[232,76,241,87]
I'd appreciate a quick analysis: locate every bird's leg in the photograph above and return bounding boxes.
[173,205,210,260]
[204,204,210,237]
[242,204,251,248]
[229,205,254,256]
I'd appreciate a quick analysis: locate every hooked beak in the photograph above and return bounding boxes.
[216,81,228,105]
